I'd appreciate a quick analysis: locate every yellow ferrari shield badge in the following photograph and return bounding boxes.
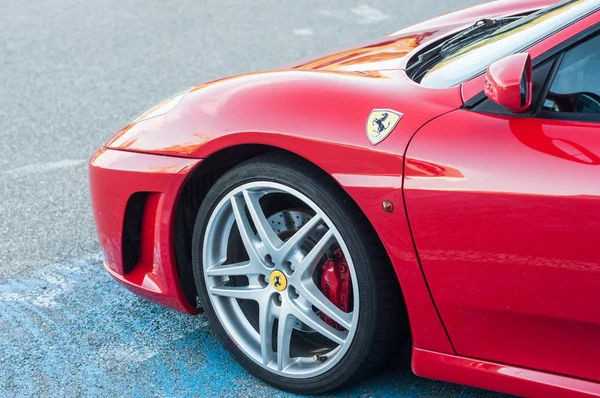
[366,109,402,145]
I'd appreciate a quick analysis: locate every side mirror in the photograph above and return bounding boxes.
[484,53,533,114]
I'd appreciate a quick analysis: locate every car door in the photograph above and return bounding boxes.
[403,32,600,382]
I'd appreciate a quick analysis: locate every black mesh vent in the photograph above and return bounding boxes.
[122,192,148,274]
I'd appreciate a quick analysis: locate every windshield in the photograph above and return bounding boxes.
[416,0,599,88]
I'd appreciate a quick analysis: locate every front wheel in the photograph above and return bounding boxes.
[192,153,407,394]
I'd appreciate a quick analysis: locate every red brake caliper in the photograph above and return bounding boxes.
[319,248,352,330]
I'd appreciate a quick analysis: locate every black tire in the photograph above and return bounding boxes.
[192,152,408,394]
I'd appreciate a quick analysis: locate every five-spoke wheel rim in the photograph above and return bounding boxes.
[202,181,360,378]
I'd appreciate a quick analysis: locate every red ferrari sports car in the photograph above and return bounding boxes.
[89,0,600,396]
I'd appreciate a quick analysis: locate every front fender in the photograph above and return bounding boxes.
[106,68,462,353]
[106,69,461,175]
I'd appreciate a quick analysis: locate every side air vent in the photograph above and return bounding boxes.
[122,192,148,274]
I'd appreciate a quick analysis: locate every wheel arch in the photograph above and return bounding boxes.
[172,138,453,355]
[174,144,278,305]
[173,143,403,311]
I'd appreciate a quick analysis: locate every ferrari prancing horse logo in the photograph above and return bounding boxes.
[270,270,287,291]
[366,109,403,145]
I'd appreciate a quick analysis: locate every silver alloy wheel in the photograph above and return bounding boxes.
[202,181,360,378]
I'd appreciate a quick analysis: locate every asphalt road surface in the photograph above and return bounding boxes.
[0,1,511,397]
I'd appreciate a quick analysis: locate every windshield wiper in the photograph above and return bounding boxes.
[441,17,522,54]
[407,17,520,79]
[439,19,499,53]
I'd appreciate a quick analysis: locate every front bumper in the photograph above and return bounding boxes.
[89,148,201,314]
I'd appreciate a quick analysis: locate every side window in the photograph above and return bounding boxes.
[543,34,600,115]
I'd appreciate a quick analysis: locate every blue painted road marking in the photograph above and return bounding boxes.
[0,254,507,397]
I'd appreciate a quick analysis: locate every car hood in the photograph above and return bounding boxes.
[286,0,556,73]
[103,0,556,159]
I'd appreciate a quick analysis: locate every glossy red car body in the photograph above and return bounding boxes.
[89,1,600,396]
[484,53,533,113]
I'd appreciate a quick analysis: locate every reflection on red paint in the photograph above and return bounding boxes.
[293,33,434,71]
[405,158,464,179]
[510,118,600,165]
[413,348,600,398]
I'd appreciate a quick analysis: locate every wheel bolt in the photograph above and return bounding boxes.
[259,274,269,287]
[283,261,295,275]
[272,293,282,306]
[265,254,275,267]
[290,287,299,299]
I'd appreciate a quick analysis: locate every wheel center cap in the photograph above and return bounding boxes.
[269,270,287,291]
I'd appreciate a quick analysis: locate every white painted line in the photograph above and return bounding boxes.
[293,28,314,36]
[2,159,86,177]
[351,5,391,24]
